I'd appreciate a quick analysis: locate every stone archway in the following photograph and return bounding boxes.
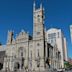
[14,62,20,70]
[18,47,26,69]
[18,47,26,58]
[0,63,3,70]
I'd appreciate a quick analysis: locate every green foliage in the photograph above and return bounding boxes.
[64,61,72,68]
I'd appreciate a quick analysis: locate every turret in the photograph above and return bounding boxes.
[33,0,36,11]
[7,30,13,45]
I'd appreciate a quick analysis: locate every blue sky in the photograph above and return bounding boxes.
[0,0,72,58]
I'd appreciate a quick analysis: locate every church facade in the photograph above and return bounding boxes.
[0,1,62,72]
[3,1,52,71]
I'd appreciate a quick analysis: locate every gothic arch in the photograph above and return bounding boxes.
[18,47,26,58]
[0,63,3,70]
[18,47,26,69]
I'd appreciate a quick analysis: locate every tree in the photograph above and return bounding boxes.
[64,61,72,68]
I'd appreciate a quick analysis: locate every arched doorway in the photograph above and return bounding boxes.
[0,63,3,70]
[18,47,26,69]
[14,62,20,70]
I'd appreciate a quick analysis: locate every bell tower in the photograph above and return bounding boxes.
[33,0,45,70]
[33,0,44,40]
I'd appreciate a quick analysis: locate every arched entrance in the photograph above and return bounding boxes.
[18,47,26,69]
[0,63,3,70]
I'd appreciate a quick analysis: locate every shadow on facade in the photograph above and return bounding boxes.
[0,63,3,70]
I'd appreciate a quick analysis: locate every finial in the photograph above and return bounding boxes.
[40,0,43,9]
[8,30,10,33]
[33,0,36,11]
[34,0,36,7]
[21,29,24,32]
[12,30,14,33]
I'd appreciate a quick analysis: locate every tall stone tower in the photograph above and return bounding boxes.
[33,0,45,70]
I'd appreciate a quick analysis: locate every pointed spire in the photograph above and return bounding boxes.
[33,0,36,11]
[34,0,35,6]
[40,0,43,9]
[21,29,24,33]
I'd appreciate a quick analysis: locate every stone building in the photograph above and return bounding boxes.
[2,1,54,72]
[46,28,68,69]
[0,45,6,70]
[70,25,72,43]
[0,1,65,72]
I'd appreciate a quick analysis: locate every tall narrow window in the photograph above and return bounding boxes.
[18,47,26,69]
[37,49,40,67]
[30,51,32,68]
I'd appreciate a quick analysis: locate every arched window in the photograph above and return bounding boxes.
[37,49,40,67]
[18,47,26,58]
[29,51,32,69]
[0,63,3,70]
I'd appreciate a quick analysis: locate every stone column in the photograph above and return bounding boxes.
[3,57,7,71]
